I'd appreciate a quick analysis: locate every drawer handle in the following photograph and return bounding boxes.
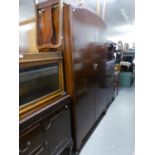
[19,141,31,153]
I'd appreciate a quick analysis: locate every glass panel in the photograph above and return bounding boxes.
[19,63,59,106]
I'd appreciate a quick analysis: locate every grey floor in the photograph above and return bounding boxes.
[80,85,135,155]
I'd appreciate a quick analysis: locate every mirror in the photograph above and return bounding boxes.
[19,62,60,106]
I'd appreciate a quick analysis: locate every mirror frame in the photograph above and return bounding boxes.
[19,52,65,120]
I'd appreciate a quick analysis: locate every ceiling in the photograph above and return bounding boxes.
[73,0,135,38]
[19,0,135,42]
[101,0,135,44]
[20,0,135,27]
[19,0,35,22]
[104,0,135,28]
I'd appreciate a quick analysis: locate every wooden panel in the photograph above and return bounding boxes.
[62,5,115,151]
[19,124,46,155]
[19,52,65,120]
[36,0,63,50]
[71,8,96,149]
[20,96,73,155]
[95,44,108,119]
[62,4,75,97]
[63,6,107,150]
[42,105,72,155]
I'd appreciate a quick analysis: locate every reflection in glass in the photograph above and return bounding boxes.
[19,63,59,106]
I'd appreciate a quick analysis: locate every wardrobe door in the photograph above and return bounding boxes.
[71,8,96,149]
[63,5,107,150]
[95,44,108,120]
[105,59,115,107]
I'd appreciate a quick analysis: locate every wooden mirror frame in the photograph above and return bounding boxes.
[19,52,65,120]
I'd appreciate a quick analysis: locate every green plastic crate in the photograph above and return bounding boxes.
[119,72,133,87]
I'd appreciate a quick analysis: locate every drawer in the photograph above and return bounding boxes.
[19,124,45,155]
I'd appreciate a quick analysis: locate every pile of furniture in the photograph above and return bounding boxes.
[19,0,116,154]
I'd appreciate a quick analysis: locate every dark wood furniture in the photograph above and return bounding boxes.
[36,0,63,50]
[19,1,73,154]
[19,51,73,155]
[62,4,115,151]
[19,95,73,155]
[19,0,115,154]
[19,52,65,120]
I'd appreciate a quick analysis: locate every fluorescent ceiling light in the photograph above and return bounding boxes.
[106,0,116,3]
[120,8,129,22]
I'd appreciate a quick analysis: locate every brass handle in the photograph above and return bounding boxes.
[36,0,63,49]
[19,141,31,153]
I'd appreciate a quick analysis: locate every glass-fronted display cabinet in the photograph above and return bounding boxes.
[19,52,64,119]
[19,0,65,119]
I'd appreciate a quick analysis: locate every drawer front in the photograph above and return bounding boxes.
[19,124,46,155]
[42,105,71,155]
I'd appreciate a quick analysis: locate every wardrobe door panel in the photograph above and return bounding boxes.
[95,45,107,120]
[72,8,97,148]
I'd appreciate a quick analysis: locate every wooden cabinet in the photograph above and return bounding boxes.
[19,96,73,155]
[19,1,73,154]
[20,0,115,153]
[42,105,72,155]
[63,4,115,151]
[20,124,46,155]
[19,52,65,120]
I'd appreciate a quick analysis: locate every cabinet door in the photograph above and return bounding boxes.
[70,7,109,149]
[19,124,47,155]
[42,105,72,155]
[71,8,97,149]
[105,59,115,107]
[95,45,107,120]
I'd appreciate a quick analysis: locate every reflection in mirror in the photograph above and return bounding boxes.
[19,63,59,106]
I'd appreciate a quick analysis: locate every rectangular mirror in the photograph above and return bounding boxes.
[20,62,59,106]
[19,52,64,119]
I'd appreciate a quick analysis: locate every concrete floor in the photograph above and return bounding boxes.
[79,85,135,155]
